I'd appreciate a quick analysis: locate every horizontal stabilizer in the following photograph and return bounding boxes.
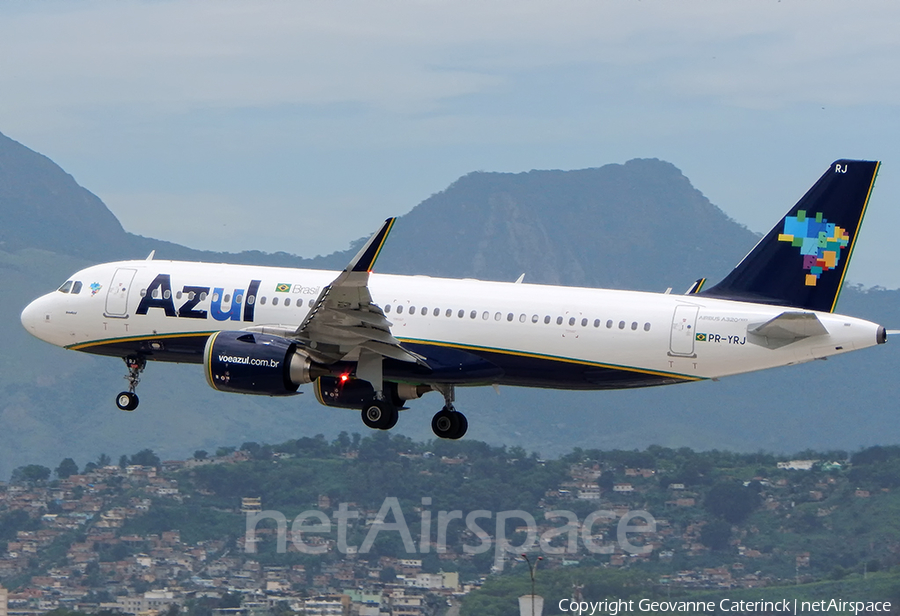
[747,311,828,349]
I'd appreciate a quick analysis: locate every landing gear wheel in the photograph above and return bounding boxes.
[116,391,139,411]
[432,407,467,439]
[451,412,468,440]
[361,400,399,430]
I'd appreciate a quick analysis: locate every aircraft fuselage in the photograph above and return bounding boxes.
[21,260,884,390]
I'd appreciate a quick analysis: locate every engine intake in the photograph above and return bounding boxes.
[204,331,325,396]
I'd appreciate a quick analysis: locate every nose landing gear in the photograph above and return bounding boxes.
[115,356,145,411]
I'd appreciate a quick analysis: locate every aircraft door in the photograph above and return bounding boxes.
[669,304,699,357]
[105,268,137,318]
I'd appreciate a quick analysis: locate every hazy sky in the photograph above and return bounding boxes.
[2,1,899,287]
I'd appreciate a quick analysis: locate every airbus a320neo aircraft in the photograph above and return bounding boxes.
[21,160,888,440]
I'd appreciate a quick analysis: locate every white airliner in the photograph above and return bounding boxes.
[21,160,887,440]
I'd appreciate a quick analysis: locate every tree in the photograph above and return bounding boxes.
[129,449,161,468]
[215,446,235,457]
[97,453,112,467]
[219,592,242,609]
[193,450,208,461]
[56,458,79,479]
[704,482,760,524]
[119,454,128,468]
[11,464,51,485]
[334,431,351,453]
[700,519,732,551]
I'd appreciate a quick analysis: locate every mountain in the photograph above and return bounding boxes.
[376,161,756,290]
[1,130,898,479]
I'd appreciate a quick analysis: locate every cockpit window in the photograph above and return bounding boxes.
[57,281,74,293]
[71,281,83,294]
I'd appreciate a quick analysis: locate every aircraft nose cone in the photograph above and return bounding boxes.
[21,295,51,340]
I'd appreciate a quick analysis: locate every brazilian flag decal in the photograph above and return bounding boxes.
[695,333,707,342]
[275,283,291,293]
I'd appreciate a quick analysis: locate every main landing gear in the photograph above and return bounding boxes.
[115,356,145,411]
[430,385,467,440]
[361,399,399,431]
[355,382,468,439]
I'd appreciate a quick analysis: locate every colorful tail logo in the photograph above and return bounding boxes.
[777,210,850,287]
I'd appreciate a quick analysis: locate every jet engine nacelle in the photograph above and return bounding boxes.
[204,331,324,396]
[315,376,431,409]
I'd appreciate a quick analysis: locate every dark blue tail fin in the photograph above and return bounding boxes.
[700,160,880,313]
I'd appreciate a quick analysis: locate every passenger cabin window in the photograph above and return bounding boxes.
[544,315,551,324]
[410,305,416,314]
[259,296,266,305]
[434,308,440,317]
[421,307,428,316]
[594,319,600,328]
[618,320,625,329]
[284,298,291,307]
[644,322,651,331]
[385,304,392,313]
[397,305,404,314]
[272,297,279,306]
[631,321,638,330]
[532,315,539,323]
[568,317,576,326]
[71,281,83,294]
[556,316,563,325]
[606,320,613,329]
[58,281,74,293]
[470,310,477,319]
[446,309,452,317]
[458,309,465,318]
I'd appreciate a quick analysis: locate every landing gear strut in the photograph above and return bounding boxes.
[431,385,467,440]
[115,356,145,411]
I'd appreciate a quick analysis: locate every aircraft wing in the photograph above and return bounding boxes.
[291,218,425,365]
